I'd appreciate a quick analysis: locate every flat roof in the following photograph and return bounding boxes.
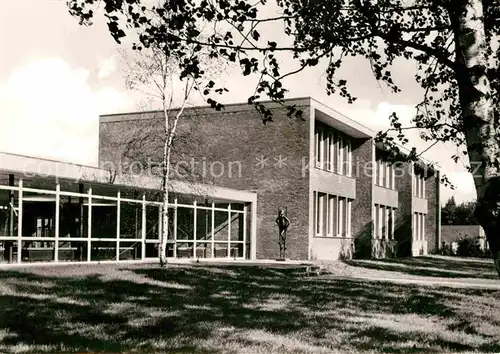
[0,151,257,202]
[99,96,376,139]
[100,97,313,123]
[311,98,375,138]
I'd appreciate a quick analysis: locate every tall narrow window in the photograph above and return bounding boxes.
[325,194,331,236]
[413,170,426,198]
[412,213,415,241]
[417,213,420,241]
[315,130,321,167]
[319,130,325,169]
[346,140,352,176]
[421,213,425,241]
[329,132,335,172]
[313,191,316,235]
[347,199,352,237]
[378,160,383,186]
[343,138,350,175]
[330,195,337,237]
[331,132,337,172]
[338,197,344,236]
[385,163,391,189]
[384,207,390,239]
[380,206,385,239]
[338,135,344,174]
[378,205,382,239]
[322,131,328,170]
[323,193,328,235]
[342,198,348,236]
[315,192,322,235]
[391,164,395,189]
[413,213,418,241]
[390,208,395,240]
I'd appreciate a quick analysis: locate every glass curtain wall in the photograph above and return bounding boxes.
[0,173,251,264]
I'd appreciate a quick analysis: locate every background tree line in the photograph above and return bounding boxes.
[441,197,479,225]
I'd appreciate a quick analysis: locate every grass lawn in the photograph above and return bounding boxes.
[324,255,500,282]
[0,258,499,353]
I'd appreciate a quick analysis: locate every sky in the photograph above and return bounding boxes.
[0,0,476,204]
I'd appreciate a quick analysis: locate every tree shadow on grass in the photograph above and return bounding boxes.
[0,264,499,353]
[345,256,498,280]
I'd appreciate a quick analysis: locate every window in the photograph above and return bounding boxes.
[316,192,326,235]
[324,132,331,171]
[315,130,321,167]
[375,156,396,189]
[347,199,352,237]
[413,169,426,198]
[413,213,417,241]
[338,197,344,236]
[343,139,352,176]
[413,212,426,241]
[327,195,336,236]
[314,122,352,176]
[421,213,425,241]
[374,204,396,240]
[314,192,352,237]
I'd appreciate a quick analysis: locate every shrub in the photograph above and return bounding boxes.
[440,242,453,256]
[457,237,486,257]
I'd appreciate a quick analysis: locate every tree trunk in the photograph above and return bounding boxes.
[159,105,170,267]
[454,0,500,277]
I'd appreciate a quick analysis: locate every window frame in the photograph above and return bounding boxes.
[314,191,352,238]
[314,122,352,176]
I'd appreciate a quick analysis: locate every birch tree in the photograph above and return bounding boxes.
[129,45,194,265]
[68,0,500,277]
[120,42,224,266]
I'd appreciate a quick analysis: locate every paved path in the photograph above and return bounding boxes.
[319,273,500,290]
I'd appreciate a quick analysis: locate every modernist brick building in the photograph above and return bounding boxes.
[100,97,441,261]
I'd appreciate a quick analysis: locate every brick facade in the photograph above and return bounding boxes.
[352,138,374,258]
[395,162,413,257]
[425,170,440,253]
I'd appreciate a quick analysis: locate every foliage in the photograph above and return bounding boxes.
[442,197,458,225]
[457,237,488,257]
[440,241,454,256]
[66,0,498,166]
[442,197,478,225]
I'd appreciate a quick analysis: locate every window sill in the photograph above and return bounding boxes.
[413,196,427,200]
[313,167,353,179]
[314,235,353,239]
[374,184,397,191]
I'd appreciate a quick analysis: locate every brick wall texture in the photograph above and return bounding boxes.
[351,138,374,258]
[441,225,484,243]
[425,171,439,253]
[395,162,413,257]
